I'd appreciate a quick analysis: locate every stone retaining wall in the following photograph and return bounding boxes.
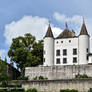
[9,79,92,92]
[25,65,92,80]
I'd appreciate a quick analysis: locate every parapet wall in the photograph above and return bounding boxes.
[25,65,92,80]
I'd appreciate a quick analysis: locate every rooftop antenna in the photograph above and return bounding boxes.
[83,17,85,24]
[65,22,68,29]
[48,20,51,26]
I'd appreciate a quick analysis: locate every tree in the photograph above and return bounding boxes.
[0,59,10,82]
[8,33,43,76]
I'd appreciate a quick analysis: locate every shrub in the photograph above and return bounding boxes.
[17,76,28,80]
[39,76,44,80]
[0,84,22,87]
[0,89,5,92]
[33,76,38,80]
[26,88,38,92]
[11,88,25,92]
[32,76,48,80]
[31,88,38,92]
[88,88,92,92]
[75,74,90,78]
[60,89,78,92]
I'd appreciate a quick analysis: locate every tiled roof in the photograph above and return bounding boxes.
[80,20,88,35]
[56,28,75,39]
[45,24,54,38]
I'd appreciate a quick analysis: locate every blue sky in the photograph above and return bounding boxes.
[0,0,92,61]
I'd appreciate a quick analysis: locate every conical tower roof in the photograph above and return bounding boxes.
[45,24,54,38]
[80,19,88,35]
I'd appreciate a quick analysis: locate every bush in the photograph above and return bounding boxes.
[11,89,25,92]
[88,88,92,92]
[75,74,91,78]
[33,76,37,80]
[0,84,22,87]
[39,76,44,80]
[17,76,28,80]
[0,89,5,92]
[26,88,38,92]
[32,76,48,80]
[0,88,25,92]
[60,89,78,92]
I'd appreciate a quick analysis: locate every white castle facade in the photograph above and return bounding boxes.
[43,21,92,66]
[25,20,92,80]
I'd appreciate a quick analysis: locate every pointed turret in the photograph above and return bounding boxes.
[45,24,54,38]
[43,23,54,66]
[80,19,88,35]
[79,19,90,64]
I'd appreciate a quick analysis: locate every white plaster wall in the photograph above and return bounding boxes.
[79,35,89,64]
[88,56,92,63]
[54,37,78,65]
[43,37,54,66]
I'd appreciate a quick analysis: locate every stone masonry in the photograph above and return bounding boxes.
[25,65,92,80]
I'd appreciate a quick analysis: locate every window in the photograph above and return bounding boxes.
[73,57,77,63]
[69,40,71,43]
[56,50,60,56]
[87,48,88,53]
[63,49,67,55]
[63,58,67,64]
[73,48,77,55]
[56,58,60,64]
[61,41,63,43]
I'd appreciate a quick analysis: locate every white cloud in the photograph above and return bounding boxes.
[53,12,83,24]
[4,15,62,45]
[53,12,84,35]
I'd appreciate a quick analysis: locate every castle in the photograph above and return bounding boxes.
[25,20,92,80]
[43,20,92,66]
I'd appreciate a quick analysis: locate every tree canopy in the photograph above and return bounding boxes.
[0,59,10,82]
[8,33,43,75]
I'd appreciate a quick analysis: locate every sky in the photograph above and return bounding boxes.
[0,0,92,61]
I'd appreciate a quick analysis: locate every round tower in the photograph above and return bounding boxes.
[78,20,90,64]
[43,24,54,66]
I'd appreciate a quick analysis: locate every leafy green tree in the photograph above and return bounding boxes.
[0,59,10,82]
[31,40,43,65]
[8,33,43,76]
